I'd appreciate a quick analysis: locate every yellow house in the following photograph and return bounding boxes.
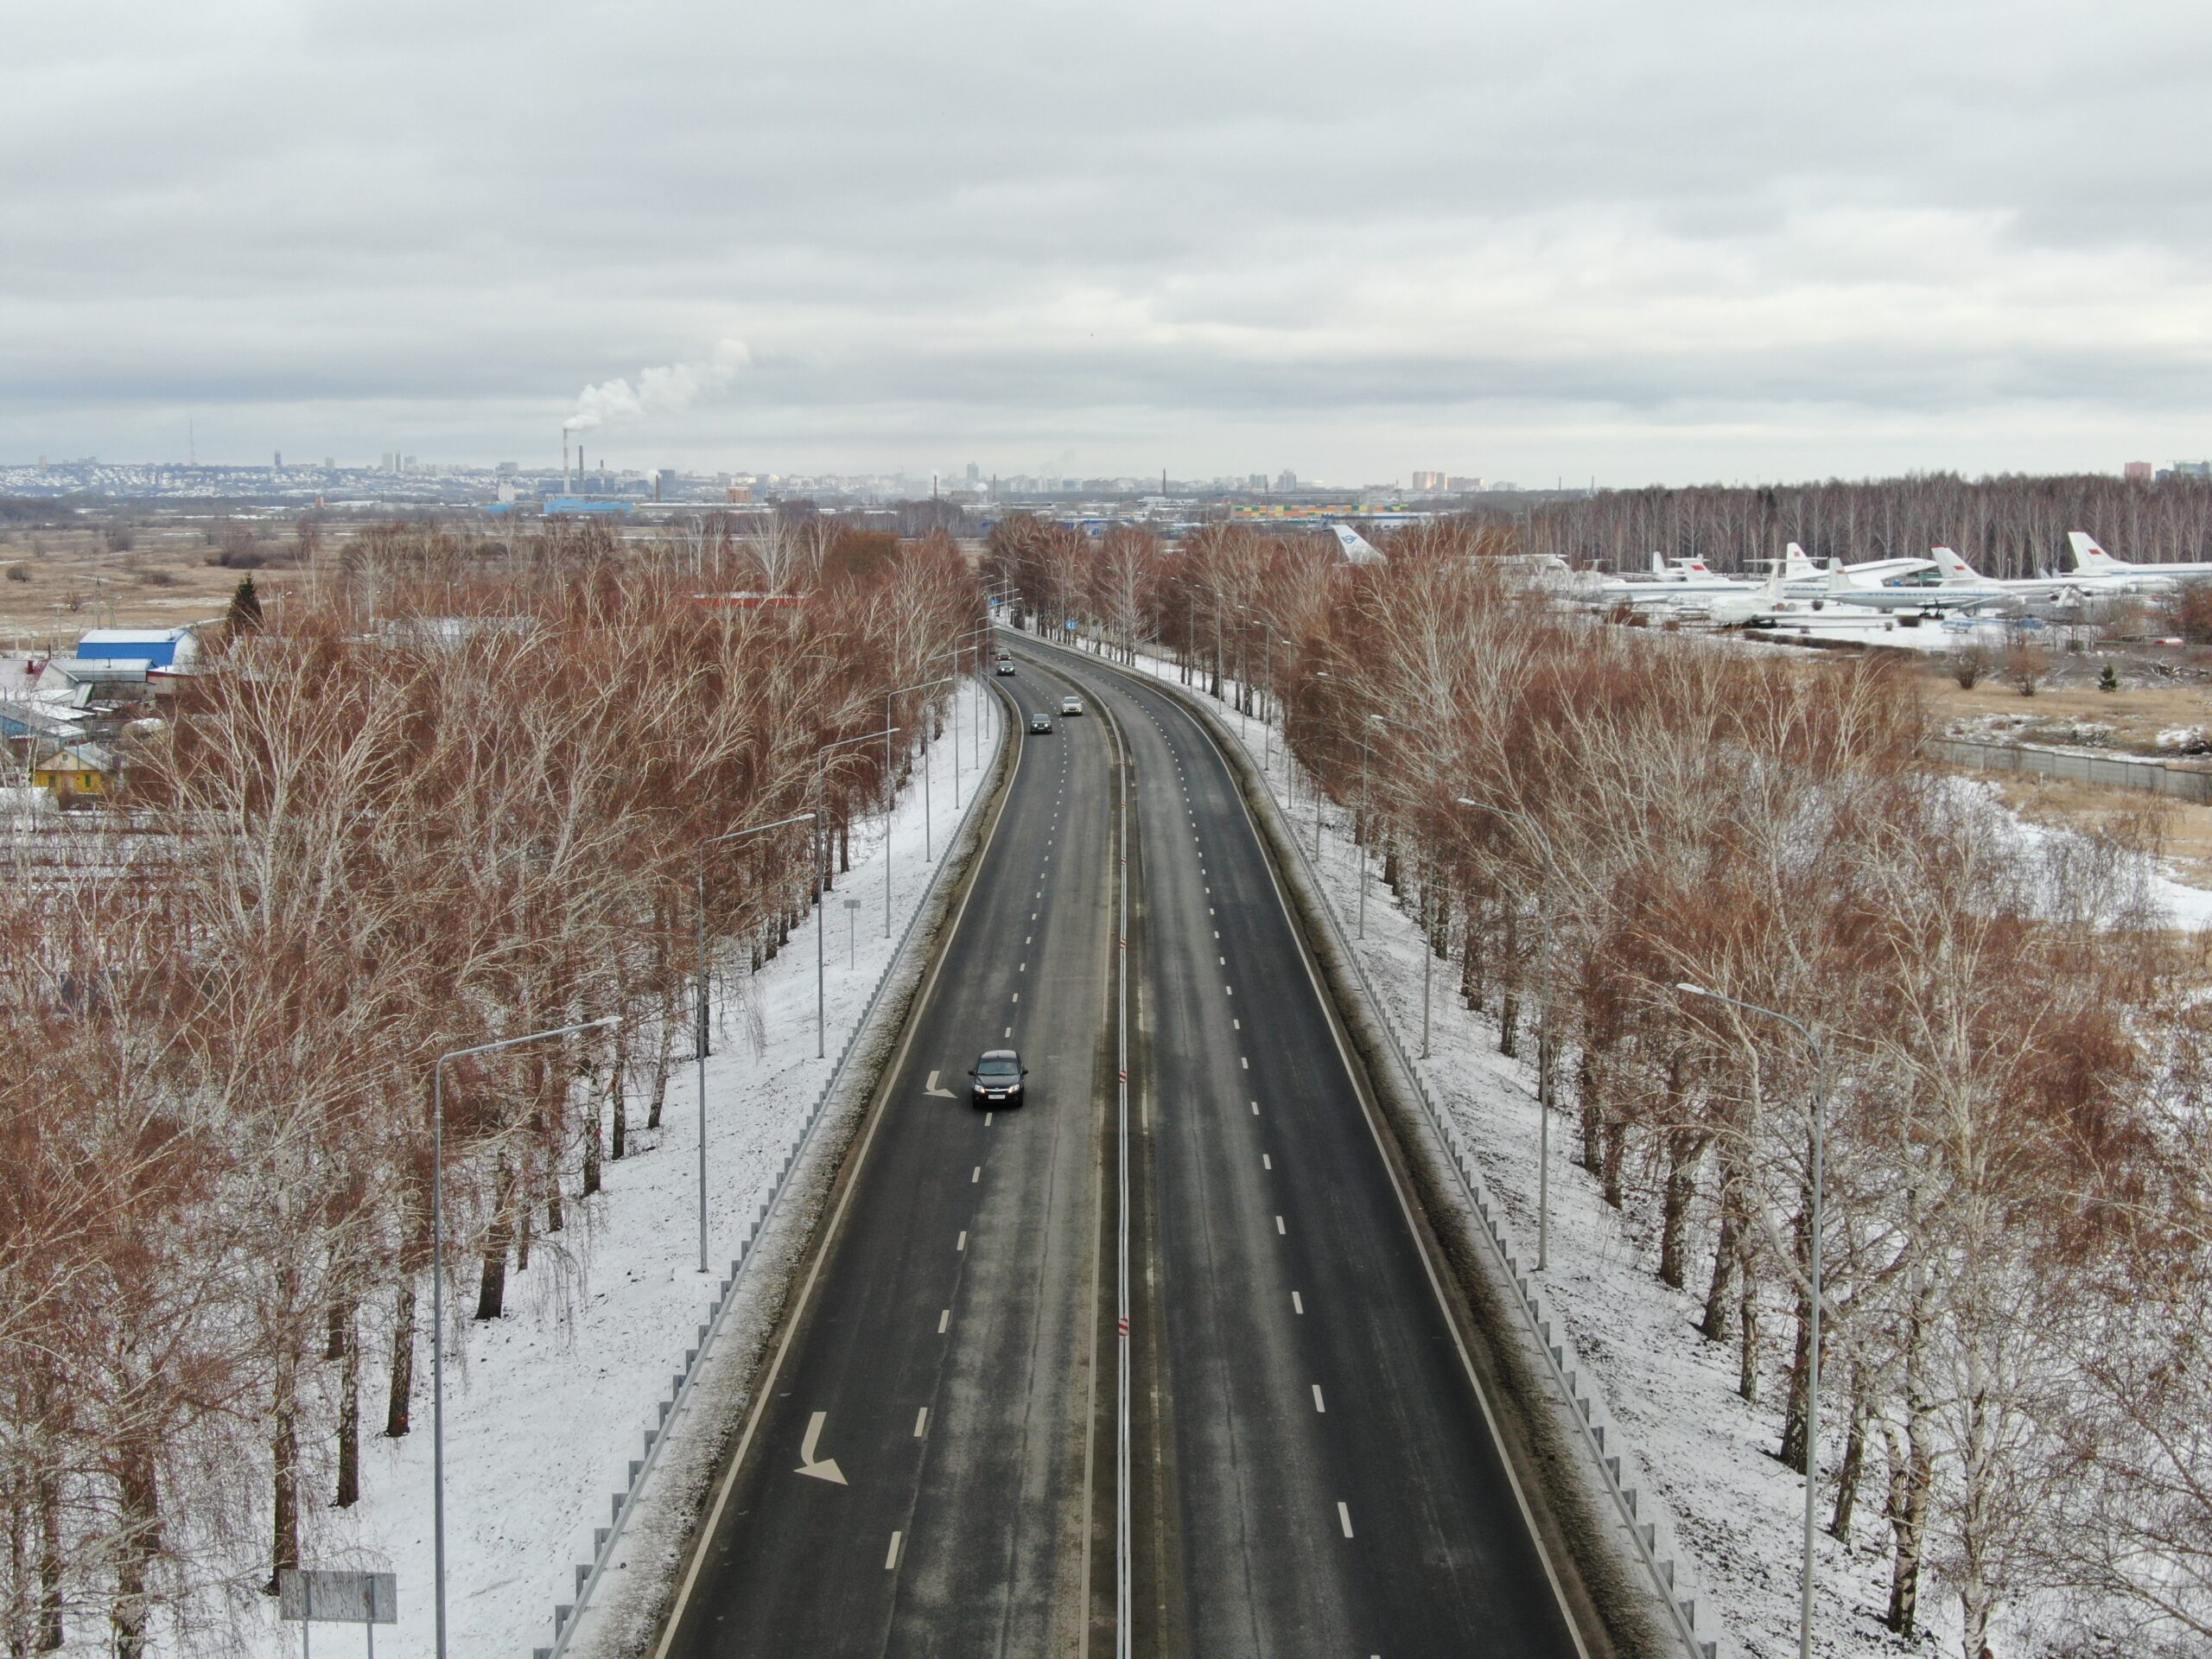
[30,743,114,802]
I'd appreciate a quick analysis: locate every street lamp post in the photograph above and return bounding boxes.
[1676,982,1830,1659]
[1362,712,1433,1052]
[431,1013,620,1659]
[696,812,814,1274]
[886,674,955,933]
[1360,713,1424,942]
[815,728,899,1057]
[1457,795,1557,1270]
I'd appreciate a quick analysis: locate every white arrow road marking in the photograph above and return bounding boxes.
[924,1071,956,1097]
[796,1412,847,1484]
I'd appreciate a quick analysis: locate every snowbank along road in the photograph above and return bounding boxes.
[653,636,1602,1657]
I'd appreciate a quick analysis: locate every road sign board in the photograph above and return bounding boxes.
[277,1569,397,1624]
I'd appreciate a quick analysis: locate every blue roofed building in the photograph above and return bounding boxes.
[73,626,201,671]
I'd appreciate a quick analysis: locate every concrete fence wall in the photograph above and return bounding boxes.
[1934,737,2212,802]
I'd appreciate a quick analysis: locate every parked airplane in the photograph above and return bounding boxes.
[1927,547,2078,604]
[1820,558,2001,614]
[2068,531,2212,587]
[1330,523,1385,565]
[1774,542,1937,588]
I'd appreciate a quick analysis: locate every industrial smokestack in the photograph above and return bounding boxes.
[563,431,570,493]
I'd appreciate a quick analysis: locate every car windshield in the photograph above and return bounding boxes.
[977,1057,1018,1078]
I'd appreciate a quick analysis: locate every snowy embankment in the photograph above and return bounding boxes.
[1087,639,1942,1659]
[194,680,1005,1659]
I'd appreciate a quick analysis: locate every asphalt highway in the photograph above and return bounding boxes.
[659,665,1116,1659]
[1031,643,1587,1659]
[657,640,1592,1659]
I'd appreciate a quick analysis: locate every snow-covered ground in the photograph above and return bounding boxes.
[193,679,1004,1659]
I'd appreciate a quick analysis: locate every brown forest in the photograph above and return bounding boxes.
[0,519,981,1652]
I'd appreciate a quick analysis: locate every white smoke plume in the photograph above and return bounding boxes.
[563,338,751,433]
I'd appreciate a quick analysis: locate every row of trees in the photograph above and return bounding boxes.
[1472,472,2212,579]
[0,521,981,1652]
[1001,513,2211,1659]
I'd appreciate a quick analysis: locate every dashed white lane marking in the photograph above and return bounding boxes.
[1262,1154,1271,1169]
[886,1531,903,1569]
[938,1308,950,1333]
[913,1407,928,1437]
[971,1166,981,1183]
[1025,935,1032,944]
[1240,1056,1249,1070]
[1004,1026,1013,1039]
[1338,1503,1355,1538]
[957,1230,967,1251]
[1275,1215,1287,1235]
[1020,962,1026,972]
[1218,955,1225,965]
[1313,1385,1326,1414]
[1213,930,1219,939]
[1250,1100,1259,1115]
[1225,985,1233,996]
[1293,1291,1304,1314]
[985,1111,994,1126]
[1233,1018,1241,1030]
[1011,992,1020,1003]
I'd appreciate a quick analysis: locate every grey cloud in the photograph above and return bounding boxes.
[4,0,2211,479]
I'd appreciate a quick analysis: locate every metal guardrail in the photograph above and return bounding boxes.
[1044,632,1723,1659]
[1934,735,2212,801]
[536,683,1009,1658]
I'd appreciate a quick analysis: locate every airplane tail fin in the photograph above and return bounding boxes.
[2069,531,2126,572]
[1650,551,1666,575]
[1931,545,1982,585]
[1332,523,1382,565]
[1825,557,1859,597]
[1783,541,1816,578]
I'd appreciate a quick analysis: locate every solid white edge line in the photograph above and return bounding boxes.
[1338,1502,1354,1539]
[886,1530,902,1569]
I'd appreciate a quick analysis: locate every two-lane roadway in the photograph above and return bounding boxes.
[658,664,1116,1658]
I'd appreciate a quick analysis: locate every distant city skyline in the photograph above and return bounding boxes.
[4,3,2209,488]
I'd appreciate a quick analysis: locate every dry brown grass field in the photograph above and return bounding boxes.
[0,521,297,646]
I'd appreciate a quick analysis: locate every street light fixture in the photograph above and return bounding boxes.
[1458,794,1558,1270]
[885,673,956,933]
[431,1013,620,1659]
[1675,981,1830,1659]
[815,728,899,1057]
[1362,712,1433,1052]
[696,812,814,1274]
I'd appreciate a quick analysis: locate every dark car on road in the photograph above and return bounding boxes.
[969,1049,1027,1107]
[1028,714,1052,733]
[996,658,1016,675]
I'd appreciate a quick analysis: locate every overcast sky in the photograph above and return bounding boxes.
[5,0,2209,485]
